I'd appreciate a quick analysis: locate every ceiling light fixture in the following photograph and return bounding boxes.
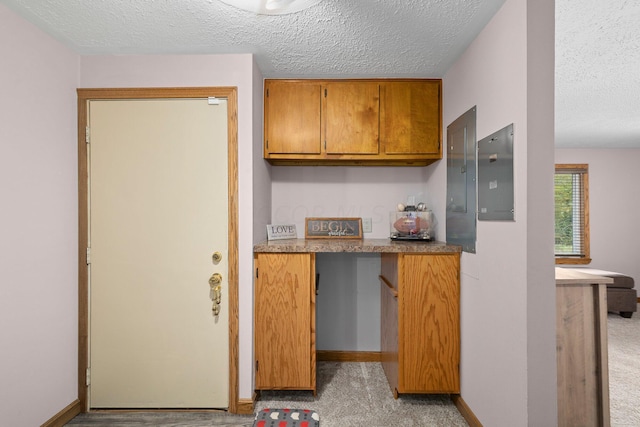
[218,0,322,15]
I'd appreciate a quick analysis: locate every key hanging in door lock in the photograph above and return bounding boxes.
[211,284,222,304]
[211,285,222,316]
[209,273,223,316]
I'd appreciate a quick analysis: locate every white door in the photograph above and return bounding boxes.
[88,98,229,408]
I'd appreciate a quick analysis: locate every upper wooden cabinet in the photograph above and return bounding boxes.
[380,81,441,156]
[264,79,442,166]
[325,81,380,155]
[264,80,322,155]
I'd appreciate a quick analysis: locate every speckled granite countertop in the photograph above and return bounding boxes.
[254,238,461,253]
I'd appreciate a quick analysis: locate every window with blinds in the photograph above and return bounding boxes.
[554,164,590,264]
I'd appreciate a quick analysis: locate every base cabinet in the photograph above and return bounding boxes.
[254,253,316,393]
[380,253,460,396]
[253,247,460,399]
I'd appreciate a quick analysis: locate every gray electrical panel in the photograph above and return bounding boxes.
[478,124,514,221]
[446,107,476,253]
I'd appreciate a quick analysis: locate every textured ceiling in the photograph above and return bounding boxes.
[1,0,506,78]
[2,0,639,148]
[555,0,640,148]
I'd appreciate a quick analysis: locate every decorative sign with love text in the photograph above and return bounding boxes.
[266,224,297,240]
[305,217,363,239]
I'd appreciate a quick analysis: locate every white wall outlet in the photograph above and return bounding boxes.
[362,217,372,233]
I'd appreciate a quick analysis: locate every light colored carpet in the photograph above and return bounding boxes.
[66,308,639,426]
[608,305,640,427]
[65,411,254,426]
[256,361,468,427]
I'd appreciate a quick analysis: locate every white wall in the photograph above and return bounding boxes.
[79,54,262,400]
[0,5,79,426]
[316,253,381,351]
[251,61,270,392]
[271,166,434,239]
[555,148,640,282]
[443,0,556,425]
[270,165,435,350]
[525,0,557,421]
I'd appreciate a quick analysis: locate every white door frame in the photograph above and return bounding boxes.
[76,87,240,413]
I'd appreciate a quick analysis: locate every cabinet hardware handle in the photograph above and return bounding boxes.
[379,275,398,299]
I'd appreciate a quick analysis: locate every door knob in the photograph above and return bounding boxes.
[209,273,222,286]
[212,251,222,263]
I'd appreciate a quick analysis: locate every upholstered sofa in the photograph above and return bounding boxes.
[576,268,637,318]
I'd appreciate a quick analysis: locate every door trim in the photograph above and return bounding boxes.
[77,87,240,413]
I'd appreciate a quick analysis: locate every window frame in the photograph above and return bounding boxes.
[554,163,591,265]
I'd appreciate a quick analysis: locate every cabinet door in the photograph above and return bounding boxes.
[265,81,322,154]
[324,81,379,154]
[380,254,399,396]
[254,253,315,390]
[380,81,441,155]
[399,254,460,393]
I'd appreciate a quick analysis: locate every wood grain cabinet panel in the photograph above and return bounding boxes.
[380,81,441,156]
[324,81,380,155]
[263,79,442,166]
[380,254,400,397]
[555,268,611,427]
[254,253,316,392]
[264,80,322,155]
[380,253,460,396]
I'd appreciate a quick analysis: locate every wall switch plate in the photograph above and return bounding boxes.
[362,217,372,233]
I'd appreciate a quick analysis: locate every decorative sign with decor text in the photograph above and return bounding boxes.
[305,217,363,239]
[266,224,297,240]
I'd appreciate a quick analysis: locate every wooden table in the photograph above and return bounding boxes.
[556,267,613,427]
